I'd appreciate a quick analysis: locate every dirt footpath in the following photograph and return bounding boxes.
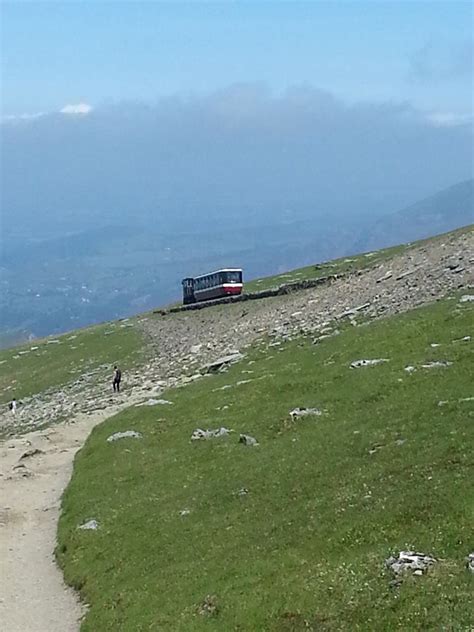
[0,398,142,632]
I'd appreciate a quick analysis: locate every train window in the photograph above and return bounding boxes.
[225,271,241,283]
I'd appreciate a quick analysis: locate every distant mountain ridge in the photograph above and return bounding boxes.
[357,179,473,252]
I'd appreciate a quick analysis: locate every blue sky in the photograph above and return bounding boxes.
[2,1,472,117]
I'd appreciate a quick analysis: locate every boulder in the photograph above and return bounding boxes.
[203,353,243,374]
[385,551,436,576]
[239,434,259,446]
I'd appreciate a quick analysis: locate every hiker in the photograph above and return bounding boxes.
[9,398,17,414]
[112,366,122,393]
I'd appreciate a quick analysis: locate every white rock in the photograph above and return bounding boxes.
[376,271,393,283]
[421,361,452,368]
[191,427,231,441]
[239,434,259,446]
[289,407,323,420]
[78,519,99,530]
[385,551,436,576]
[107,430,143,442]
[466,552,474,573]
[204,353,243,373]
[350,359,389,368]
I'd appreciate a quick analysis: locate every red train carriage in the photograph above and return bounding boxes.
[182,268,243,304]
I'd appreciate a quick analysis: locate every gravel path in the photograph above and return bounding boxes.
[0,396,144,632]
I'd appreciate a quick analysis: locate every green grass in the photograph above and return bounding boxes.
[0,320,145,404]
[57,295,474,631]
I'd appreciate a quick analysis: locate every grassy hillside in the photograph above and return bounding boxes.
[57,293,473,631]
[0,321,145,405]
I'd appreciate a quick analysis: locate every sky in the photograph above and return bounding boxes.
[1,1,473,119]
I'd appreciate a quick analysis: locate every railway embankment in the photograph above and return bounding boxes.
[159,273,343,314]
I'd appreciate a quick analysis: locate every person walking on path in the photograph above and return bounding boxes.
[112,366,122,393]
[9,398,17,414]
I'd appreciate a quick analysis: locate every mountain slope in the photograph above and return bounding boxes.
[358,179,473,251]
[57,292,473,631]
[0,226,472,632]
[1,225,472,436]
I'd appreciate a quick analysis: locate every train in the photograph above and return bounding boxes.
[182,268,243,304]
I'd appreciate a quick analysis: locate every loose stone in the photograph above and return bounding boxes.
[350,359,389,368]
[289,407,323,420]
[191,427,231,441]
[107,430,143,442]
[78,519,99,530]
[239,434,259,446]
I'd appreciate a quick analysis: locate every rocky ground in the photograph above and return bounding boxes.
[1,228,472,438]
[0,228,472,632]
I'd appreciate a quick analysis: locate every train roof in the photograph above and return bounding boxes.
[192,268,242,280]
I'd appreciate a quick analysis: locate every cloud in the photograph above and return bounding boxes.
[2,84,472,239]
[427,111,473,128]
[60,103,93,115]
[2,102,94,124]
[408,39,473,82]
[2,111,45,122]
